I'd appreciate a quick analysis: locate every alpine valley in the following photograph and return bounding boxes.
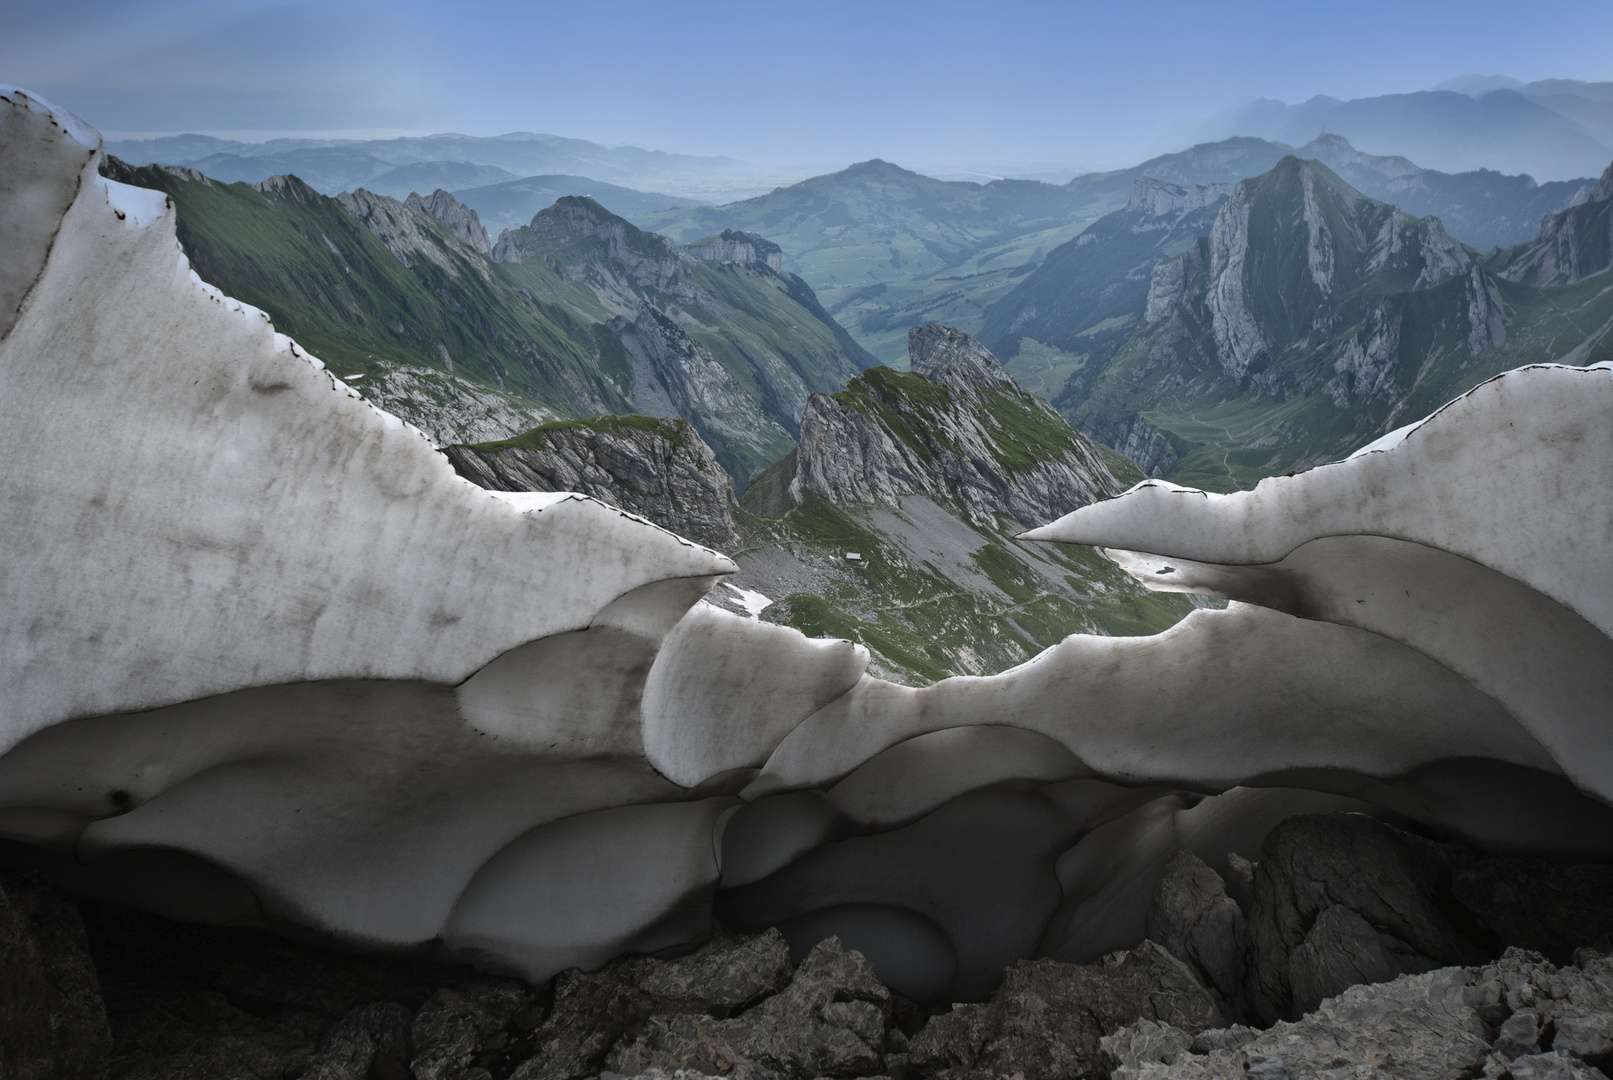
[99,124,1613,678]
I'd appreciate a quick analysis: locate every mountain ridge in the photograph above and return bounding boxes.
[1058,154,1613,489]
[99,160,871,483]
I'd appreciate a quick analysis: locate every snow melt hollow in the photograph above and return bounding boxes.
[3,87,1613,1003]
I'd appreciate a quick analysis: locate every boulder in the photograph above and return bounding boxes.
[1105,948,1613,1080]
[605,938,891,1080]
[0,872,112,1080]
[907,941,1223,1080]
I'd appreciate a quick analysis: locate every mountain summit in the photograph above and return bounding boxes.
[1061,154,1613,489]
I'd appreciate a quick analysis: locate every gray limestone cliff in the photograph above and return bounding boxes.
[442,415,738,549]
[335,187,486,275]
[493,195,688,294]
[1493,160,1613,287]
[686,229,785,272]
[1129,178,1232,218]
[783,325,1124,528]
[609,303,795,483]
[406,188,491,256]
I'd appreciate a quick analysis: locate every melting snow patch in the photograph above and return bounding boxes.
[1348,421,1420,459]
[486,490,581,513]
[99,176,168,229]
[724,583,774,618]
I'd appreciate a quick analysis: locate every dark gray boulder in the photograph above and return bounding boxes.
[907,940,1224,1080]
[1244,813,1488,1021]
[605,938,890,1080]
[513,929,794,1080]
[1104,947,1613,1080]
[0,871,113,1080]
[1145,852,1246,1011]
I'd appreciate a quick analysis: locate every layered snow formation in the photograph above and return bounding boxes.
[4,88,1613,1005]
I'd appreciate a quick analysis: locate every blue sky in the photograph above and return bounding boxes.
[6,0,1612,168]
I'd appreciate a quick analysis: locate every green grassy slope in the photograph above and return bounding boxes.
[103,159,624,416]
[724,360,1200,683]
[736,493,1198,684]
[102,165,871,479]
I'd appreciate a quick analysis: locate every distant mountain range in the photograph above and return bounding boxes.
[102,131,807,202]
[639,137,1599,364]
[454,174,704,234]
[1209,79,1613,181]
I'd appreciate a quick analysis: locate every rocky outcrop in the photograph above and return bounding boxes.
[908,323,1017,394]
[1105,948,1613,1080]
[907,941,1224,1080]
[1126,813,1613,1029]
[1144,241,1205,324]
[407,188,492,256]
[1129,178,1232,218]
[606,938,891,1080]
[686,229,784,273]
[336,187,466,274]
[1113,413,1189,478]
[1493,161,1613,286]
[354,361,558,447]
[1,873,112,1080]
[788,325,1123,527]
[443,416,739,549]
[1146,854,1246,1013]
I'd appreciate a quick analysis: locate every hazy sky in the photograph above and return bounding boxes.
[7,0,1612,168]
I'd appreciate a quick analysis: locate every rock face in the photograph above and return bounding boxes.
[607,938,892,1080]
[908,942,1224,1080]
[1493,160,1613,286]
[685,229,785,273]
[1056,153,1613,485]
[787,324,1124,527]
[408,188,492,256]
[335,185,480,275]
[1105,948,1613,1080]
[443,416,740,549]
[1134,813,1613,1030]
[489,195,871,482]
[0,873,112,1080]
[907,324,1016,394]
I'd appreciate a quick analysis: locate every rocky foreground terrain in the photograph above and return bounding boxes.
[7,812,1612,1080]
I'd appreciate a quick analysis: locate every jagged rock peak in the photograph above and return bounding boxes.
[786,325,1123,526]
[1129,178,1232,217]
[908,323,1015,395]
[685,229,783,272]
[1491,159,1613,287]
[496,195,688,291]
[406,188,491,256]
[336,187,462,275]
[251,173,319,200]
